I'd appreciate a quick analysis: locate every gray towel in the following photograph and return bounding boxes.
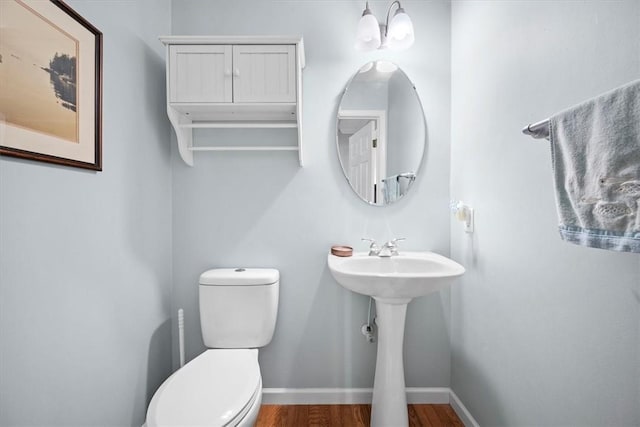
[550,79,640,252]
[382,176,400,204]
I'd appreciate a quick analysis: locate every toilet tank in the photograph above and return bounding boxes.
[199,268,279,348]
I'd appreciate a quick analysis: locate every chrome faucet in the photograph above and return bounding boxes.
[362,238,406,257]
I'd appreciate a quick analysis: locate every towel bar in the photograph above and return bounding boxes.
[522,118,550,139]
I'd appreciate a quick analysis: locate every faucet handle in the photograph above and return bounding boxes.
[361,238,380,256]
[383,237,405,256]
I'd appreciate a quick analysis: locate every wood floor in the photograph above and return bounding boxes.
[255,404,464,427]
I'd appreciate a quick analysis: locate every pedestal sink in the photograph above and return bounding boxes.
[327,251,465,427]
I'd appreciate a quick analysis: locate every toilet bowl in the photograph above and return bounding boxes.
[145,268,279,427]
[146,349,262,427]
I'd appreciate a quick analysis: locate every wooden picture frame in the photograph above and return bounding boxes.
[0,0,102,171]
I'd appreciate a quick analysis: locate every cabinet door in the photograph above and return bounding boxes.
[232,45,296,103]
[169,45,232,103]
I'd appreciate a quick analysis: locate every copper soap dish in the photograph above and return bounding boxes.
[331,245,353,257]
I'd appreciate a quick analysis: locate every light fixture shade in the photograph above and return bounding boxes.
[355,12,381,51]
[387,8,414,50]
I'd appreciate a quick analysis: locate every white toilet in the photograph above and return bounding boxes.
[145,268,279,427]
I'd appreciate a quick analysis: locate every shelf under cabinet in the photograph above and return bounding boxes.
[171,102,298,122]
[166,101,303,166]
[190,146,299,152]
[179,121,297,129]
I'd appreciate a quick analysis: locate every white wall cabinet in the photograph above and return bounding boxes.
[160,36,305,166]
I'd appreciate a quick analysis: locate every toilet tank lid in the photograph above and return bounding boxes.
[200,268,279,286]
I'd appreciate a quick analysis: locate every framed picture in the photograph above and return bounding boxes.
[0,0,102,171]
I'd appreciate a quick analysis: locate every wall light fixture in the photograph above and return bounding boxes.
[355,1,414,51]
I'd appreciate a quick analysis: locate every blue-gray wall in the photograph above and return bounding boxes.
[170,0,453,389]
[0,1,173,425]
[450,1,640,425]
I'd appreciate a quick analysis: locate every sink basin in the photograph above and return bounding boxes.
[328,251,465,301]
[327,251,464,427]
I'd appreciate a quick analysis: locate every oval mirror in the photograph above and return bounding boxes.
[336,61,426,205]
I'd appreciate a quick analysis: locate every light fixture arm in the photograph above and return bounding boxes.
[362,0,373,16]
[384,0,403,36]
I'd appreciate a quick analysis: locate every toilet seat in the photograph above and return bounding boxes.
[146,349,261,427]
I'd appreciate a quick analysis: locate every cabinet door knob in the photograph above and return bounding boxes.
[233,68,240,77]
[224,69,232,77]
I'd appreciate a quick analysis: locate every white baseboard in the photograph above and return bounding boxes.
[263,387,373,405]
[406,387,450,404]
[450,390,480,427]
[262,387,478,426]
[262,387,449,405]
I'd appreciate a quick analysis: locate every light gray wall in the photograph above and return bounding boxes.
[171,0,452,388]
[0,1,173,425]
[450,1,640,426]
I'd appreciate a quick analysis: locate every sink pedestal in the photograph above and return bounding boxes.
[326,252,465,427]
[371,297,411,427]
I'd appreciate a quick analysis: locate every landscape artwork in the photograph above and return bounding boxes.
[0,0,102,170]
[0,0,78,142]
